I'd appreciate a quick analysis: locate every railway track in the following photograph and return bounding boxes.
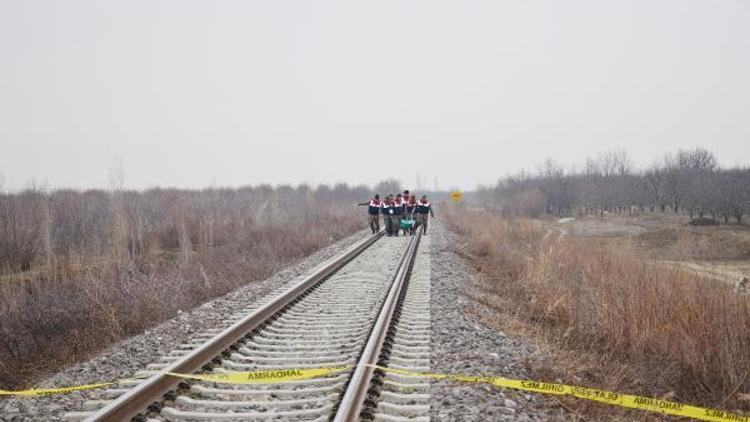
[65,229,430,422]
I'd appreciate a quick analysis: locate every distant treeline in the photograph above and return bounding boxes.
[476,147,750,222]
[0,178,449,275]
[0,183,376,275]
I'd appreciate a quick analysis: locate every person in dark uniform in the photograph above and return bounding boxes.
[404,194,417,235]
[415,195,435,234]
[382,195,396,236]
[357,194,382,234]
[404,191,415,212]
[393,194,405,237]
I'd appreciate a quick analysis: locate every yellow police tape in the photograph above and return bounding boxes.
[1,364,747,422]
[0,382,116,397]
[167,366,349,384]
[370,365,749,422]
[0,368,349,397]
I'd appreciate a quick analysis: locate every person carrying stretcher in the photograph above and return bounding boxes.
[393,194,405,236]
[382,195,397,236]
[402,192,417,235]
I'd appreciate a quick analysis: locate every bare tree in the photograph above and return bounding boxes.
[643,163,668,212]
[716,168,748,223]
[479,147,749,225]
[374,179,402,196]
[677,148,718,218]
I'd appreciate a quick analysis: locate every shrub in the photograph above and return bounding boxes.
[445,208,750,412]
[0,184,366,388]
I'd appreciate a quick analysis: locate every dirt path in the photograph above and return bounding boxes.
[657,260,750,284]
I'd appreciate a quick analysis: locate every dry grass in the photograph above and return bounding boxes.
[0,186,365,388]
[446,207,750,417]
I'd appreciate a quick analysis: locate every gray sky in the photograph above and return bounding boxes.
[1,1,748,191]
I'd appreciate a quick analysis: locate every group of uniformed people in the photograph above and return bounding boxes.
[358,190,435,236]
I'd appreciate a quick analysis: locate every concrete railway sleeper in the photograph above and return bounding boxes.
[65,228,431,422]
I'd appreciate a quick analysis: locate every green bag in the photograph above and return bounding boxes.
[400,219,415,229]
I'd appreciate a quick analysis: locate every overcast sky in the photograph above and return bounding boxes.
[1,1,748,191]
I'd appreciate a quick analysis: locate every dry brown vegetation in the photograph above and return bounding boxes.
[545,212,750,287]
[0,184,367,388]
[446,207,750,418]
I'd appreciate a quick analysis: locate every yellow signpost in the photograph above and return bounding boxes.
[450,191,463,203]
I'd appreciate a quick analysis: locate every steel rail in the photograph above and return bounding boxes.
[333,229,422,422]
[83,231,384,422]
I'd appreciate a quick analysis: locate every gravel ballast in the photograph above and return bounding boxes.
[2,220,570,421]
[429,220,566,421]
[0,230,369,422]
